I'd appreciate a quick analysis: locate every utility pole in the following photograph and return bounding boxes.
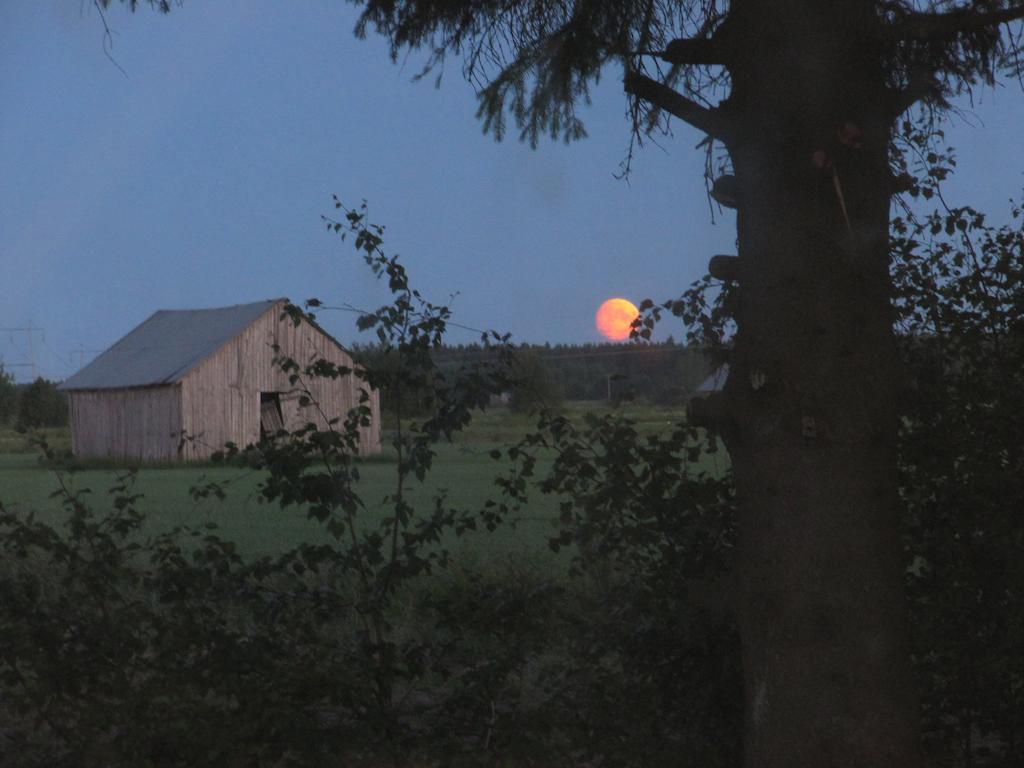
[1,324,44,380]
[27,321,37,380]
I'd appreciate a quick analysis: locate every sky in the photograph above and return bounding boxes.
[2,1,1023,382]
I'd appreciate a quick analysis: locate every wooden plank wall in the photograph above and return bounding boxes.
[179,303,381,460]
[68,386,182,461]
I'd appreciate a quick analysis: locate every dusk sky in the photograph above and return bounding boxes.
[2,1,1023,382]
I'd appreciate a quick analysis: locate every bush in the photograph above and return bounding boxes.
[892,189,1024,766]
[15,378,68,430]
[0,364,17,424]
[507,347,564,413]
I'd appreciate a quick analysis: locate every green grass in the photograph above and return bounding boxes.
[0,402,725,560]
[0,446,559,560]
[0,425,69,455]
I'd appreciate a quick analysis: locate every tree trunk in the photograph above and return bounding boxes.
[718,2,925,765]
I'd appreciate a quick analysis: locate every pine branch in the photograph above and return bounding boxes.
[889,4,1024,42]
[887,69,947,116]
[659,36,729,66]
[623,72,730,139]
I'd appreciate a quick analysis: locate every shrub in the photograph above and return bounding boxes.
[507,347,564,413]
[0,364,17,424]
[15,377,68,430]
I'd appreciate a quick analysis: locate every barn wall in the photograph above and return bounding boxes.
[179,304,381,460]
[68,386,182,461]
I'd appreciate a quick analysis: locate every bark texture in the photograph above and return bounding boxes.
[718,1,925,765]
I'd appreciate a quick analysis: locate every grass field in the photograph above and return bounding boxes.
[0,402,723,560]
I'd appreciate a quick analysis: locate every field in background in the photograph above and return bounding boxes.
[0,401,726,560]
[0,425,68,456]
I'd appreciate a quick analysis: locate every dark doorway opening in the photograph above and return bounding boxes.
[260,392,284,438]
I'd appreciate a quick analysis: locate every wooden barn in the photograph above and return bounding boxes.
[59,299,380,461]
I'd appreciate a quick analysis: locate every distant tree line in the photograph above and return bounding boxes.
[353,340,714,415]
[0,367,69,430]
[0,343,707,433]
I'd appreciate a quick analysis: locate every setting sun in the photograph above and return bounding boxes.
[595,298,640,341]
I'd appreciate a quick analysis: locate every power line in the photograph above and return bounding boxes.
[433,345,700,363]
[313,303,494,338]
[40,335,76,376]
[309,304,696,357]
[0,324,44,380]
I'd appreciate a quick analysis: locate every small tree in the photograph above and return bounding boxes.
[350,344,438,418]
[16,378,68,431]
[0,364,17,425]
[507,346,564,413]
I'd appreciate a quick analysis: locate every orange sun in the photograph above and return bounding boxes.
[595,298,640,341]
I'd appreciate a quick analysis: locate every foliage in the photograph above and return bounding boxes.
[523,340,710,404]
[281,201,739,765]
[15,377,68,431]
[355,0,694,145]
[890,130,1024,765]
[350,344,437,417]
[0,364,17,425]
[506,345,565,413]
[356,340,711,411]
[500,406,741,764]
[110,2,1024,148]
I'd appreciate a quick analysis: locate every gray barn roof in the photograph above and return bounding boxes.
[59,299,284,391]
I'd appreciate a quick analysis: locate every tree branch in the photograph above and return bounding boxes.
[659,36,729,66]
[888,4,1024,42]
[886,69,946,116]
[93,0,130,79]
[623,72,730,139]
